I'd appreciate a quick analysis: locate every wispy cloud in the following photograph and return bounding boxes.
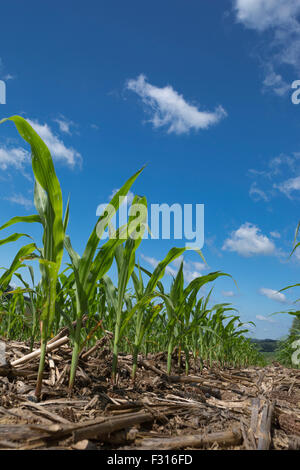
[249,153,298,181]
[248,152,300,201]
[205,235,223,258]
[256,314,277,324]
[222,290,236,297]
[0,147,29,171]
[126,74,227,135]
[262,64,290,96]
[140,255,158,269]
[270,231,281,239]
[4,193,33,210]
[249,182,269,202]
[274,175,300,198]
[233,0,300,95]
[223,222,275,257]
[53,115,77,135]
[259,287,287,303]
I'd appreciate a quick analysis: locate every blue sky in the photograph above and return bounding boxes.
[1,0,300,339]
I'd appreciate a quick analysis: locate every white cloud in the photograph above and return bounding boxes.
[183,270,202,283]
[141,254,206,282]
[205,235,223,258]
[256,314,276,323]
[222,290,236,297]
[0,147,29,170]
[172,255,206,271]
[235,0,300,31]
[222,222,275,257]
[249,182,269,202]
[53,116,76,135]
[234,0,300,94]
[4,193,33,210]
[259,287,287,303]
[27,119,82,167]
[192,261,207,271]
[248,153,300,201]
[270,231,281,238]
[127,74,227,135]
[274,175,300,198]
[254,153,297,179]
[269,154,297,174]
[141,255,159,269]
[262,64,290,96]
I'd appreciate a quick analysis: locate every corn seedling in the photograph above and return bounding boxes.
[0,116,66,398]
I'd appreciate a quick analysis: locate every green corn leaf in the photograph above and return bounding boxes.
[120,291,172,337]
[0,243,36,290]
[102,275,118,313]
[63,197,70,233]
[79,166,145,288]
[183,272,231,298]
[0,215,41,231]
[0,233,32,246]
[1,116,65,268]
[145,247,189,295]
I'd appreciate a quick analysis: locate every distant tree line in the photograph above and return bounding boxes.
[250,338,279,353]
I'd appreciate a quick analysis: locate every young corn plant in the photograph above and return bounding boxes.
[12,267,40,349]
[130,264,166,381]
[190,289,213,369]
[64,178,146,389]
[162,266,230,375]
[110,195,147,382]
[0,116,67,399]
[120,248,206,380]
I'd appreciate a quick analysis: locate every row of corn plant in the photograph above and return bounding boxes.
[0,115,264,398]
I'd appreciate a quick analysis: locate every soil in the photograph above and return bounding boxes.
[0,337,299,450]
